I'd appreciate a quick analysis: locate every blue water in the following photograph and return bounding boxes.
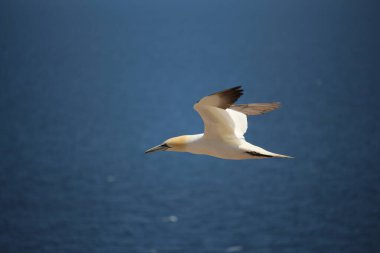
[1,0,379,252]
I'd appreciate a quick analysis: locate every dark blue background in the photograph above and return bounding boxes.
[1,0,379,252]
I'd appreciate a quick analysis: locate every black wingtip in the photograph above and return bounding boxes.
[229,86,244,96]
[212,86,244,96]
[221,85,243,93]
[210,86,243,108]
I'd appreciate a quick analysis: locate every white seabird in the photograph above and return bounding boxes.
[145,86,292,159]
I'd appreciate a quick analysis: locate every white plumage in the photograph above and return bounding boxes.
[145,86,292,160]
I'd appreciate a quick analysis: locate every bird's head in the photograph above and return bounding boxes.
[145,136,190,154]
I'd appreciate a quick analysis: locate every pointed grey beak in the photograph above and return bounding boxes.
[145,143,169,154]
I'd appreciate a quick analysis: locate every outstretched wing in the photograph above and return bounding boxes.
[230,102,280,115]
[226,108,248,139]
[194,86,247,139]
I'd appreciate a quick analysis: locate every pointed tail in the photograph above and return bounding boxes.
[246,150,294,159]
[271,153,294,159]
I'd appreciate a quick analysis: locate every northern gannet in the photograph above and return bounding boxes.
[145,86,292,159]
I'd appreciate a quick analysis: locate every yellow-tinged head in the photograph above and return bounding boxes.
[165,136,191,150]
[145,135,191,154]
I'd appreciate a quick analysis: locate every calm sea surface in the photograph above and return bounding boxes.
[0,1,379,252]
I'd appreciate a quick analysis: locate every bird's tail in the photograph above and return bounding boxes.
[245,150,293,159]
[271,153,294,159]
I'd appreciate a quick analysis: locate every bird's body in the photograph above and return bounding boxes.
[166,134,287,160]
[145,86,292,160]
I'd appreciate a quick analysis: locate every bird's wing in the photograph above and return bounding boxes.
[226,108,248,138]
[194,86,247,139]
[230,102,280,115]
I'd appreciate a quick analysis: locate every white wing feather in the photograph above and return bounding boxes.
[193,86,247,140]
[194,105,238,139]
[226,109,247,139]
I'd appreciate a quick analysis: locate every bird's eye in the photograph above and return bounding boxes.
[162,143,170,148]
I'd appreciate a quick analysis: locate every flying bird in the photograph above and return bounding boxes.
[145,86,292,159]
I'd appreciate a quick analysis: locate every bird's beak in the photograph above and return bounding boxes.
[145,143,169,154]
